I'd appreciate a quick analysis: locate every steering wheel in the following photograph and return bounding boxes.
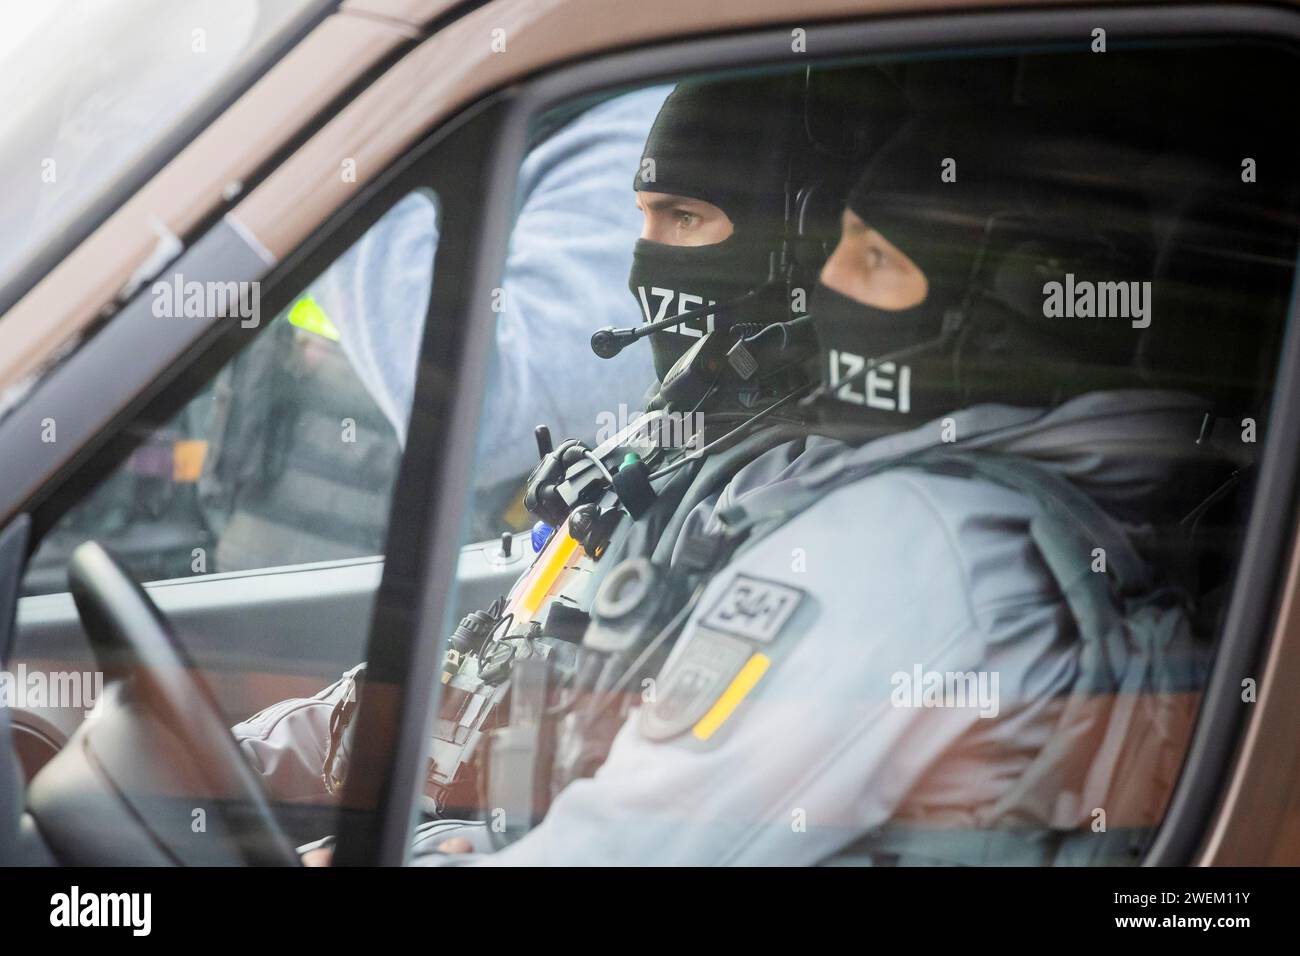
[65,541,300,866]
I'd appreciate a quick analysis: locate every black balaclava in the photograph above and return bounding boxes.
[810,118,1001,428]
[630,76,798,382]
[810,116,1151,432]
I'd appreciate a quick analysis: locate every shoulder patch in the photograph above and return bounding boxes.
[639,629,754,741]
[699,574,804,642]
[639,576,806,743]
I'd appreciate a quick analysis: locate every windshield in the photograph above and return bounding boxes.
[0,0,324,301]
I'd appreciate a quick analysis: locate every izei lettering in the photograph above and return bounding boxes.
[827,348,911,413]
[50,886,151,937]
[635,285,715,338]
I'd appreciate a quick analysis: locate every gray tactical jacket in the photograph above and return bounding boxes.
[235,389,1235,865]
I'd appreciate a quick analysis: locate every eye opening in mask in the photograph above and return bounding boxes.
[635,191,737,246]
[804,210,1125,411]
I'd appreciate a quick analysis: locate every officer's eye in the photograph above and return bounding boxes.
[674,209,701,229]
[865,245,885,270]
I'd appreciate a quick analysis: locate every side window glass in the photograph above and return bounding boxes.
[424,46,1300,866]
[21,191,438,595]
[459,86,669,543]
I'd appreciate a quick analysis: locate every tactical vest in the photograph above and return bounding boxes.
[338,420,1210,865]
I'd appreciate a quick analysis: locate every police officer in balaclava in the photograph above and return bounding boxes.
[436,112,1225,866]
[629,76,797,377]
[621,74,864,415]
[810,115,1154,438]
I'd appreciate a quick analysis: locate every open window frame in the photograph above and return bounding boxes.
[0,67,514,861]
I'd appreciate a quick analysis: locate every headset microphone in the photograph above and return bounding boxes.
[592,254,781,359]
[590,288,750,358]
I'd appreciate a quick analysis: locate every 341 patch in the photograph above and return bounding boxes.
[699,575,803,642]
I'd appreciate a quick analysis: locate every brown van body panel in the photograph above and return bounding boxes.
[1198,540,1300,865]
[342,0,467,27]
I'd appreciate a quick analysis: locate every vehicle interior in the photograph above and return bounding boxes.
[1,5,1299,866]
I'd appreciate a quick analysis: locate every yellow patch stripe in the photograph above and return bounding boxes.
[519,530,581,618]
[692,653,771,741]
